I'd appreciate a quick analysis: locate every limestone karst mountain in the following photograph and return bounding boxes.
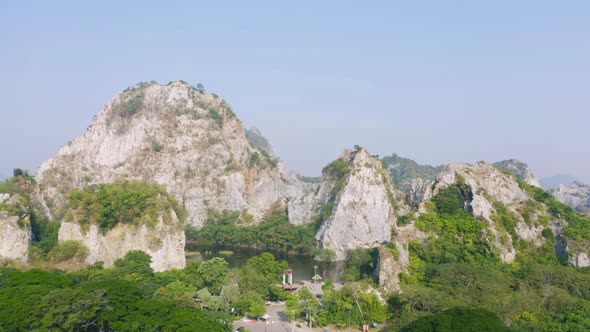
[550,182,590,213]
[1,80,588,274]
[314,148,408,260]
[493,159,542,188]
[0,193,31,263]
[377,161,589,292]
[381,153,444,207]
[36,81,309,228]
[540,174,578,189]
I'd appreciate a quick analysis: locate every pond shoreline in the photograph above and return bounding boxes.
[185,249,346,283]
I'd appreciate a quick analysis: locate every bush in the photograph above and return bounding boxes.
[402,306,507,332]
[114,92,144,117]
[48,241,88,262]
[67,180,185,233]
[342,248,378,282]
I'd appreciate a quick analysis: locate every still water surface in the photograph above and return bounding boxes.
[186,250,345,283]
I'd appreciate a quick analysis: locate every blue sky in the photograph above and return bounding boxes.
[1,1,589,182]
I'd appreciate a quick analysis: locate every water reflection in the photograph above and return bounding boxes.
[186,250,346,283]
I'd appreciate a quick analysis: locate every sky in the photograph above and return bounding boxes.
[0,1,589,182]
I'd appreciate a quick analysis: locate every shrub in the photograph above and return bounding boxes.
[48,241,88,262]
[402,306,507,332]
[114,92,144,117]
[67,180,185,233]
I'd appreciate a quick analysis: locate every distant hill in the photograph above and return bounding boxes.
[549,182,590,213]
[540,174,578,189]
[492,159,541,187]
[381,153,443,194]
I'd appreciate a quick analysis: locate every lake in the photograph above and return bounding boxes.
[186,250,346,283]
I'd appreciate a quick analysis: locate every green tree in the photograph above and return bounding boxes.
[402,306,507,332]
[196,257,229,294]
[114,250,154,276]
[40,288,111,331]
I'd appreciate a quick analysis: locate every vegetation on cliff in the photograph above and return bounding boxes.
[386,181,590,331]
[66,180,185,233]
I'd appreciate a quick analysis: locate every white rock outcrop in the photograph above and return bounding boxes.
[550,182,590,213]
[493,159,541,188]
[570,252,590,268]
[0,212,31,263]
[316,149,404,261]
[58,215,185,272]
[425,162,540,263]
[36,81,310,228]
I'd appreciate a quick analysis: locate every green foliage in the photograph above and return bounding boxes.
[342,248,379,282]
[382,154,443,196]
[516,178,590,250]
[238,252,288,299]
[114,91,144,117]
[188,208,316,255]
[67,180,185,233]
[30,218,60,255]
[48,240,88,262]
[0,174,35,223]
[249,151,260,166]
[430,185,470,216]
[154,280,198,308]
[195,257,229,294]
[209,108,223,126]
[318,248,336,261]
[114,250,154,276]
[314,283,387,327]
[397,214,414,226]
[40,288,111,331]
[413,185,498,266]
[402,306,507,332]
[312,156,353,229]
[490,201,518,239]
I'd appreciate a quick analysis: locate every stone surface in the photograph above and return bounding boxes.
[570,252,590,268]
[316,149,404,261]
[36,81,310,228]
[58,213,185,272]
[493,159,541,188]
[426,162,539,263]
[550,182,590,213]
[0,210,30,263]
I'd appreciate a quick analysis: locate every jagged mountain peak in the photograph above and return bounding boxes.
[316,146,407,260]
[36,80,306,229]
[550,181,590,213]
[493,158,541,188]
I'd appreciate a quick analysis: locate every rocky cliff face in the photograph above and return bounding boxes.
[493,159,541,188]
[58,215,185,272]
[550,182,590,213]
[316,149,406,260]
[376,224,426,293]
[0,194,31,263]
[425,162,558,263]
[382,154,443,207]
[36,81,308,228]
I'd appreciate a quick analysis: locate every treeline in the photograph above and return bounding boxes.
[185,208,317,256]
[0,251,231,331]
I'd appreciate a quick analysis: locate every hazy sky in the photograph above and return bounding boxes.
[1,1,589,182]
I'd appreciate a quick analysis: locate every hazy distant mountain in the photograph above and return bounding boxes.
[381,153,443,192]
[492,159,541,187]
[540,174,578,189]
[549,182,590,213]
